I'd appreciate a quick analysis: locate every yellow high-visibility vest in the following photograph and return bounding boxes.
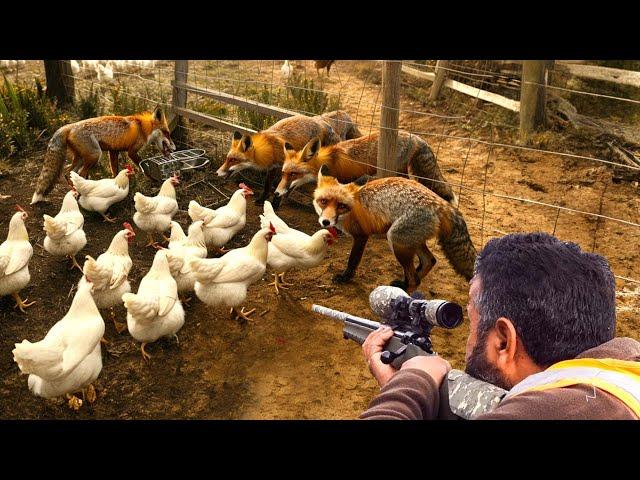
[504,358,640,418]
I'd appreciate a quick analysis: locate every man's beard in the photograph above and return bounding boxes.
[464,334,513,391]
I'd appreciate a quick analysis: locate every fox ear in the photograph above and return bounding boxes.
[301,137,321,162]
[241,134,253,152]
[153,105,162,120]
[353,174,373,187]
[232,131,243,141]
[319,164,330,178]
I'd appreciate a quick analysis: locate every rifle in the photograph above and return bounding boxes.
[312,286,507,419]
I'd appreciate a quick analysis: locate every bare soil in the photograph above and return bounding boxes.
[0,60,638,419]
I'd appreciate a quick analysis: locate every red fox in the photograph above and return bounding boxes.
[313,169,476,293]
[31,106,175,205]
[217,110,361,204]
[275,130,458,207]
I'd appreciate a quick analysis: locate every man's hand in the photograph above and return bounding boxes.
[362,326,453,389]
[362,326,397,388]
[401,355,452,388]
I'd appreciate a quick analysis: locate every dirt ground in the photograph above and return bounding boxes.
[1,60,639,419]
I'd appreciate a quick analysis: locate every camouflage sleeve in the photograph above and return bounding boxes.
[359,369,440,420]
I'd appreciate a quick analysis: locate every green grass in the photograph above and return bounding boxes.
[0,75,70,159]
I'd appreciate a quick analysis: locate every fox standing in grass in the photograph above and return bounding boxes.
[217,110,361,205]
[275,130,458,207]
[313,168,476,293]
[31,106,175,205]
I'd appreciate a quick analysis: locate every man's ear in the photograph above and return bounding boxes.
[493,317,518,364]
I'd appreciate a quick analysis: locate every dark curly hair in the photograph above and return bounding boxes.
[472,232,616,366]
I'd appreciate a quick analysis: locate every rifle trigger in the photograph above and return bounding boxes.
[380,344,408,365]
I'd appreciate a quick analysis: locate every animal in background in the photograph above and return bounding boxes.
[133,174,180,248]
[187,183,253,254]
[68,165,134,222]
[79,223,135,334]
[189,224,276,322]
[0,206,34,313]
[165,220,208,301]
[122,249,185,362]
[30,106,175,204]
[70,60,80,75]
[217,110,360,205]
[12,278,104,411]
[313,169,477,293]
[275,131,458,207]
[42,189,87,272]
[96,61,114,83]
[260,201,338,294]
[314,60,335,76]
[281,60,293,80]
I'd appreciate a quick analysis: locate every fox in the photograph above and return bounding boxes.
[217,110,361,204]
[274,130,458,208]
[313,168,476,293]
[31,106,176,205]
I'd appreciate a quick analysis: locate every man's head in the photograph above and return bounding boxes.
[465,232,616,390]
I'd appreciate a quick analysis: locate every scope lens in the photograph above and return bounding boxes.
[437,302,464,329]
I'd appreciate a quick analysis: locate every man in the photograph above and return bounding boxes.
[359,232,640,420]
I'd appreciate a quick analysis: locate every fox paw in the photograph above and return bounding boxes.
[332,272,353,284]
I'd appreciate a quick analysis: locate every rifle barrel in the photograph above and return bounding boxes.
[311,304,382,330]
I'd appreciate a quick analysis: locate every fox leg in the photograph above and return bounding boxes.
[416,243,437,281]
[333,235,368,283]
[108,151,120,177]
[127,149,142,168]
[75,134,102,179]
[390,244,420,293]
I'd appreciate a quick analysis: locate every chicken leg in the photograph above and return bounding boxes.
[141,342,152,362]
[66,393,83,411]
[145,232,160,249]
[86,384,97,404]
[12,292,35,313]
[214,246,230,256]
[100,212,117,223]
[110,308,127,334]
[268,272,293,295]
[69,255,83,272]
[231,306,256,323]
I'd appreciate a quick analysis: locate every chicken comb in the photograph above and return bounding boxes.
[125,164,134,172]
[15,204,25,212]
[239,182,253,192]
[123,222,134,232]
[269,222,276,233]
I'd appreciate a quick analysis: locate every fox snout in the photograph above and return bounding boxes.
[216,162,230,177]
[318,214,336,228]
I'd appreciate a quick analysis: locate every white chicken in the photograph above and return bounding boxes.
[122,249,185,361]
[82,60,99,71]
[189,223,276,322]
[165,220,207,301]
[79,223,135,334]
[12,278,104,410]
[70,60,81,75]
[281,60,293,80]
[260,201,338,294]
[0,207,34,313]
[187,183,253,254]
[68,165,134,222]
[42,189,87,272]
[133,174,180,248]
[96,61,114,83]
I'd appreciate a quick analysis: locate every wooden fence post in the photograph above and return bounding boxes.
[519,60,548,142]
[429,60,449,101]
[170,60,189,144]
[377,60,402,178]
[43,61,74,107]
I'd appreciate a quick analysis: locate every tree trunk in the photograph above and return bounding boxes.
[44,61,74,107]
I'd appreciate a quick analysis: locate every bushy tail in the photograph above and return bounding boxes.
[410,143,458,207]
[31,126,70,204]
[438,209,477,280]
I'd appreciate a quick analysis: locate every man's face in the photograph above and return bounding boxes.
[464,276,513,391]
